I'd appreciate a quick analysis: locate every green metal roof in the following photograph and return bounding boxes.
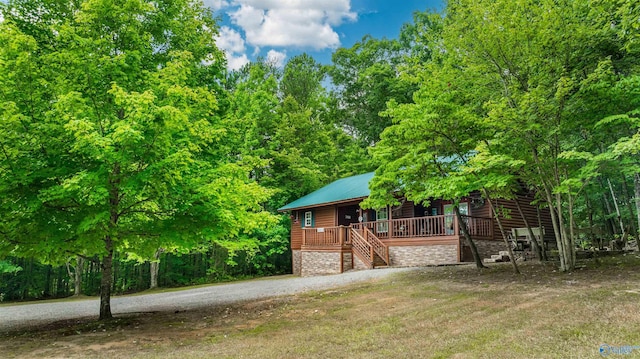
[278,172,374,211]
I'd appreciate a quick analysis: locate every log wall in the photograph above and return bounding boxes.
[291,205,338,250]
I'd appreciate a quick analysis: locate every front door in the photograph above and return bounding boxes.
[443,203,468,235]
[375,206,389,234]
[338,205,360,227]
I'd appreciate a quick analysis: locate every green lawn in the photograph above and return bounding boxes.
[2,255,640,358]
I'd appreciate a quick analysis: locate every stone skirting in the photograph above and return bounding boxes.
[342,252,353,271]
[297,243,462,276]
[292,250,302,276]
[389,245,458,266]
[353,252,370,270]
[473,239,506,260]
[301,250,342,276]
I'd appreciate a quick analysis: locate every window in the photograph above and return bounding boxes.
[443,203,469,235]
[304,211,313,227]
[376,207,388,233]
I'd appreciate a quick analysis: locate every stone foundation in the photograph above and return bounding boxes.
[342,252,353,271]
[298,244,463,275]
[389,245,458,266]
[292,250,302,276]
[301,251,342,276]
[472,239,506,260]
[353,253,369,270]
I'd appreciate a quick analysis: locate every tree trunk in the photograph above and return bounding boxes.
[621,175,637,237]
[55,266,65,297]
[75,257,84,296]
[608,178,625,235]
[149,248,164,289]
[567,192,577,266]
[555,192,575,271]
[101,162,120,320]
[600,177,617,236]
[514,196,543,261]
[634,173,640,242]
[532,148,569,270]
[483,191,520,274]
[548,191,566,269]
[43,265,52,298]
[453,205,486,269]
[99,236,114,320]
[584,191,598,249]
[536,206,549,261]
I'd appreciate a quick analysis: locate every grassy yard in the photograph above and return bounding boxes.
[2,255,640,358]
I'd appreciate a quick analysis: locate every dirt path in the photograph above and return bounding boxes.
[0,267,413,333]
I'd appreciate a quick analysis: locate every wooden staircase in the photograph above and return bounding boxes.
[349,226,390,269]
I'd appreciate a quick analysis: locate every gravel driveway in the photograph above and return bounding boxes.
[0,267,413,333]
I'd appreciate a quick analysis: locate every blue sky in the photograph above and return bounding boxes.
[209,0,443,69]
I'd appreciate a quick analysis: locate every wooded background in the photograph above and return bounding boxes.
[0,0,638,316]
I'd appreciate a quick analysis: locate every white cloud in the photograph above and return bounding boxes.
[216,26,246,54]
[202,0,229,12]
[215,26,250,70]
[227,53,250,70]
[266,49,286,68]
[228,0,356,50]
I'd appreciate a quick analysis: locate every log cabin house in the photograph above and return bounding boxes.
[278,172,554,276]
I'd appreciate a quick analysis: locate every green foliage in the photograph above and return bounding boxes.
[280,53,327,110]
[226,57,365,211]
[328,33,420,145]
[362,54,486,208]
[2,0,638,298]
[0,0,278,315]
[364,0,640,271]
[0,259,21,274]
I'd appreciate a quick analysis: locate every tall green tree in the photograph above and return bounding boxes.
[440,0,638,271]
[280,53,326,110]
[364,0,639,273]
[361,55,489,269]
[0,0,273,319]
[329,35,415,145]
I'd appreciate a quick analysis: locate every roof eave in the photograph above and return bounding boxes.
[277,196,368,212]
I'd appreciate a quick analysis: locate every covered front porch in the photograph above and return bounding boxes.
[301,214,494,268]
[302,214,494,246]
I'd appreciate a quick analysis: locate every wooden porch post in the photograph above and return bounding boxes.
[388,205,392,239]
[302,229,306,247]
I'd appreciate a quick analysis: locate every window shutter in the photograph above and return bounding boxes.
[311,209,315,227]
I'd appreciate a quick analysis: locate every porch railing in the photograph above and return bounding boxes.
[302,226,349,247]
[363,226,389,265]
[460,215,493,239]
[350,215,493,240]
[350,227,373,268]
[300,215,493,248]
